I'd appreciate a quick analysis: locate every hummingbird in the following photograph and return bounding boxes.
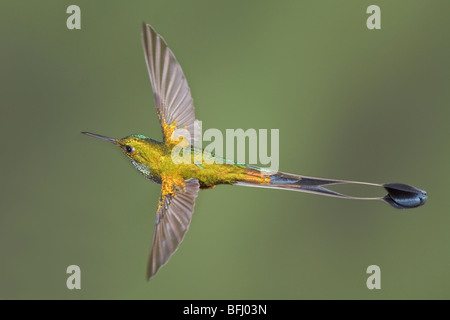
[83,23,427,280]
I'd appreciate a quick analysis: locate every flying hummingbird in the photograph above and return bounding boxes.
[83,23,427,280]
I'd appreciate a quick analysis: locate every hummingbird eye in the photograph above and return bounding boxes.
[125,145,135,154]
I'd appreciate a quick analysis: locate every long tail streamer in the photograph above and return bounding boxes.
[236,171,427,209]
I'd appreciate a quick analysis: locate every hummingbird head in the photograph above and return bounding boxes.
[82,132,160,175]
[115,134,157,162]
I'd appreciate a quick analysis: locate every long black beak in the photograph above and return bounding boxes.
[81,132,117,144]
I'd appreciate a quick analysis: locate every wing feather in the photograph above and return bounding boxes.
[142,23,199,143]
[147,179,200,280]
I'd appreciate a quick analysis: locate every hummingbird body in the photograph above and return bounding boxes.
[83,23,427,280]
[110,134,269,191]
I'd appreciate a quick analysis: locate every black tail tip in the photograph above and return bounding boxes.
[382,183,427,209]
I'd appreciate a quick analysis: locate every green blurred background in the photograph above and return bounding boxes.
[1,0,449,299]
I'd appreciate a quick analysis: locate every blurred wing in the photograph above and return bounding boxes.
[147,178,200,280]
[142,23,199,143]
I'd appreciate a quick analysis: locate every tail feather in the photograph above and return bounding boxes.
[234,169,427,209]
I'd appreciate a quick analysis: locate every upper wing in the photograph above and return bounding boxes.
[147,178,200,280]
[142,23,199,144]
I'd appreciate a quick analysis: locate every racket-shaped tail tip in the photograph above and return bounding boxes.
[382,183,427,209]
